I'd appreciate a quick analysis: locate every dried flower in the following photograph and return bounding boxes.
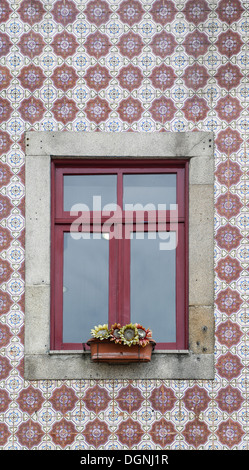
[109,323,122,344]
[119,323,139,347]
[91,324,110,340]
[135,323,152,347]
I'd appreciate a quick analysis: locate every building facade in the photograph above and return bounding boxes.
[0,0,248,450]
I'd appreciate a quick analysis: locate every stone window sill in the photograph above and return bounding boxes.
[24,351,214,380]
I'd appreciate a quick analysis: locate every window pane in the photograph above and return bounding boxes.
[64,175,117,211]
[123,174,176,208]
[63,233,109,344]
[130,232,176,344]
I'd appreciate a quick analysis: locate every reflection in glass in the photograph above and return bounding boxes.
[130,232,176,343]
[123,174,176,208]
[63,233,109,344]
[64,175,117,211]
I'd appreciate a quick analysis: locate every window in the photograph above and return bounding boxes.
[51,161,188,351]
[24,131,214,380]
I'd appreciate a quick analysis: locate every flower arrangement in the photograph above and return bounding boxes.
[90,322,152,347]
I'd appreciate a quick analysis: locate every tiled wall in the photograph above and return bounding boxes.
[0,0,248,449]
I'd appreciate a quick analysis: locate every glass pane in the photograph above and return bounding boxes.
[64,174,117,211]
[123,174,176,208]
[130,232,176,344]
[63,233,109,344]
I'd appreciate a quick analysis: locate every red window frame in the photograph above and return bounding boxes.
[51,159,189,351]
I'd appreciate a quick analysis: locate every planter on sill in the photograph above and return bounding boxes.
[86,338,156,364]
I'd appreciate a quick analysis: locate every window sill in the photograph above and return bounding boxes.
[49,350,89,354]
[24,350,214,380]
[48,349,190,355]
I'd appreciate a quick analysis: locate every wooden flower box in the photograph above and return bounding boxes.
[86,338,156,364]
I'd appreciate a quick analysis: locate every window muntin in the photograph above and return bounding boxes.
[51,160,188,351]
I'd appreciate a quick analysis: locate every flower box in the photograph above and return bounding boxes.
[86,338,156,364]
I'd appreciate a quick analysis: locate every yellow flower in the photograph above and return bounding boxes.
[91,324,110,340]
[119,323,139,347]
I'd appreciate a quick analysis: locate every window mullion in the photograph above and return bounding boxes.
[120,224,131,326]
[108,233,119,327]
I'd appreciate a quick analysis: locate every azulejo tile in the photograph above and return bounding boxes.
[216,418,245,448]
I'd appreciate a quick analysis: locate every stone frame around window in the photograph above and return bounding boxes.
[24,131,214,380]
